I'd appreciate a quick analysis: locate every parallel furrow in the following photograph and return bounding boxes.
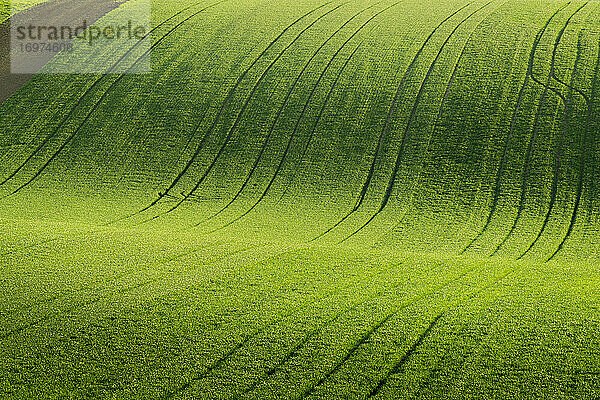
[367,313,444,398]
[108,1,336,224]
[195,1,378,227]
[159,249,397,399]
[211,43,364,233]
[367,262,522,398]
[463,2,571,254]
[377,3,500,245]
[518,4,586,260]
[0,0,224,198]
[243,253,447,395]
[275,0,402,203]
[312,2,473,242]
[0,0,205,186]
[490,3,573,256]
[204,1,400,232]
[300,315,395,398]
[547,21,600,261]
[298,261,488,398]
[341,1,492,243]
[142,1,339,223]
[491,66,553,256]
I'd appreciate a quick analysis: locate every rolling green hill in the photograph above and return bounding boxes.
[1,0,599,398]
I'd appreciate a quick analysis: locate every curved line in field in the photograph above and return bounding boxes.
[0,0,126,165]
[194,0,379,228]
[243,248,445,394]
[490,2,581,257]
[274,0,404,203]
[210,44,365,233]
[463,1,572,254]
[158,246,394,399]
[300,315,395,398]
[0,1,218,194]
[297,43,376,241]
[357,2,473,210]
[547,29,600,261]
[583,27,600,230]
[371,2,503,248]
[137,1,338,224]
[367,313,444,397]
[1,2,230,202]
[310,2,473,243]
[412,294,500,396]
[517,3,587,260]
[106,2,336,227]
[203,1,400,234]
[200,44,364,229]
[490,72,553,256]
[340,1,493,244]
[367,261,523,398]
[550,8,592,104]
[241,259,383,392]
[299,255,510,399]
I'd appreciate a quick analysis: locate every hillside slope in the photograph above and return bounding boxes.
[1,0,599,398]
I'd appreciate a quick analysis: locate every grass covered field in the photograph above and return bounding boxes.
[1,0,600,398]
[0,0,53,23]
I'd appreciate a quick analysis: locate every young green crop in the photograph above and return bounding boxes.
[0,0,599,397]
[0,0,53,24]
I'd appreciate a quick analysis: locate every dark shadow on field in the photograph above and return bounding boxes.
[0,0,128,103]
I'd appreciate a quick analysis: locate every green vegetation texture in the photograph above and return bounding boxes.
[1,0,600,398]
[0,0,53,24]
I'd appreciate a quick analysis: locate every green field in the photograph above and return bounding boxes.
[0,0,53,23]
[1,0,600,398]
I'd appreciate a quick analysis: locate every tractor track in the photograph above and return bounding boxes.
[340,1,493,243]
[207,42,365,233]
[311,2,473,242]
[242,251,454,395]
[194,0,377,227]
[489,2,574,256]
[547,12,600,261]
[0,0,226,198]
[275,0,404,202]
[130,1,338,224]
[299,257,505,398]
[518,3,587,260]
[367,261,523,398]
[199,0,401,234]
[372,1,505,247]
[460,1,573,253]
[159,246,408,399]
